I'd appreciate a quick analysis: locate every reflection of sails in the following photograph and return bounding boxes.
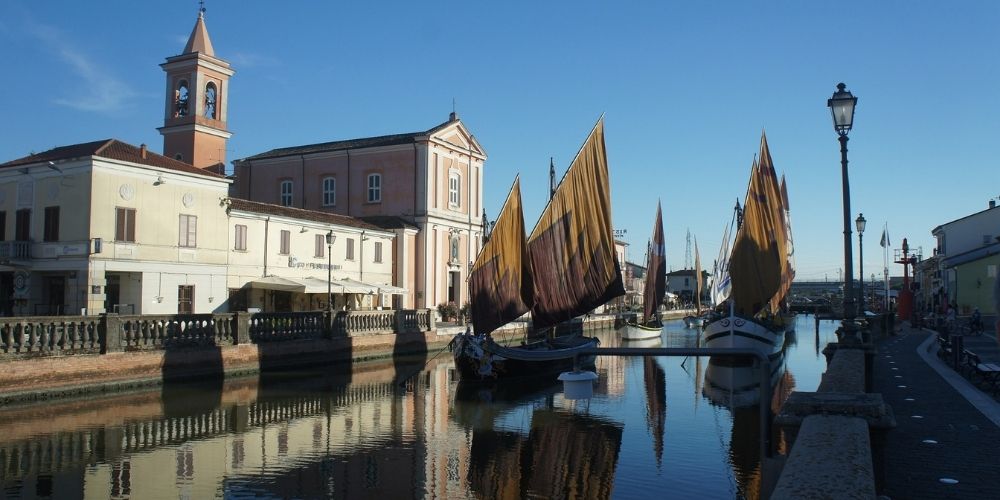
[467,409,623,500]
[642,356,667,467]
[702,351,789,500]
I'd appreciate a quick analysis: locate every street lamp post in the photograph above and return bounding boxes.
[856,213,866,314]
[326,231,336,310]
[828,82,858,340]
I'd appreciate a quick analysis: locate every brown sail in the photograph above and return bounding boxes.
[642,201,666,324]
[727,133,785,318]
[469,177,534,334]
[527,117,625,330]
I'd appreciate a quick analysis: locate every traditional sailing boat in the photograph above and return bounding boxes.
[453,118,625,381]
[623,201,666,340]
[683,238,706,328]
[702,132,790,356]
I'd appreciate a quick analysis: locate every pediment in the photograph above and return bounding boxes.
[430,121,486,158]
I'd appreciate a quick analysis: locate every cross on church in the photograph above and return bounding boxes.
[199,0,206,14]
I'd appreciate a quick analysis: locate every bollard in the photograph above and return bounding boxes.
[950,335,964,369]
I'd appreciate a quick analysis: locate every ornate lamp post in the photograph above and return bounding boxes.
[828,82,858,339]
[326,231,336,310]
[856,213,866,313]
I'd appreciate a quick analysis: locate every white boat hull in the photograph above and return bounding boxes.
[621,323,662,340]
[702,315,785,357]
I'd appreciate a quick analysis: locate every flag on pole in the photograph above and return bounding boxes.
[880,227,889,248]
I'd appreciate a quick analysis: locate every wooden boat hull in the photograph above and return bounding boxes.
[702,314,785,358]
[621,322,662,340]
[451,334,599,382]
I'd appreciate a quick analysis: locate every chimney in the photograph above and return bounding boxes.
[140,144,148,159]
[449,111,458,121]
[990,199,996,209]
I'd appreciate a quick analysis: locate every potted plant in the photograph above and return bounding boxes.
[437,301,459,322]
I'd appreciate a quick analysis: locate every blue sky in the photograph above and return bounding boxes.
[2,1,998,280]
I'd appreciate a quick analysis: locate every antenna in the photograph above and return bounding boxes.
[549,157,556,201]
[685,228,692,270]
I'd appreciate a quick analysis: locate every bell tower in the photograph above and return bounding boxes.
[158,8,234,172]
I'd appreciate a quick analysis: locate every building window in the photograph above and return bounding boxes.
[315,234,325,258]
[346,238,355,260]
[43,206,60,242]
[280,230,290,255]
[367,174,381,203]
[449,171,461,207]
[204,82,217,119]
[228,288,247,311]
[116,208,136,242]
[175,80,189,117]
[234,224,247,251]
[280,180,293,207]
[0,211,6,241]
[179,214,197,248]
[322,177,336,206]
[15,209,30,241]
[178,285,195,314]
[374,241,383,263]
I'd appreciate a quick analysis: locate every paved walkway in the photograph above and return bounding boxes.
[873,323,1000,499]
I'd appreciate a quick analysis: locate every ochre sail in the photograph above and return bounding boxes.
[779,175,796,294]
[728,134,785,317]
[758,134,791,312]
[469,177,534,334]
[528,118,625,330]
[642,201,666,323]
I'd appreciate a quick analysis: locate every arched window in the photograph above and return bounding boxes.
[280,180,293,207]
[367,174,381,203]
[322,177,336,206]
[175,80,189,117]
[204,82,217,119]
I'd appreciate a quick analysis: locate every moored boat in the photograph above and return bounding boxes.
[622,200,667,340]
[456,118,624,381]
[703,132,794,357]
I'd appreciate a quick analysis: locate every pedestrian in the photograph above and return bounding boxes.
[993,276,1000,343]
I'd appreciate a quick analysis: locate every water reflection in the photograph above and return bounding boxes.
[0,317,840,499]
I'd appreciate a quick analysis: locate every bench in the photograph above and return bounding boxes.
[962,350,1000,394]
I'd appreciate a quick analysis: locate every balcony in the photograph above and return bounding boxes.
[0,241,31,262]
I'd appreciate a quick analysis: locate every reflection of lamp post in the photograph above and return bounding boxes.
[828,82,858,339]
[856,213,866,313]
[326,231,335,310]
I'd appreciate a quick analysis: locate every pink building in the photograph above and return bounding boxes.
[230,118,486,310]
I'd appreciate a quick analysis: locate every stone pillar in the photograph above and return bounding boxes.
[427,308,436,331]
[101,313,122,353]
[235,312,251,344]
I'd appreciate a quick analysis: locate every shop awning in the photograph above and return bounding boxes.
[250,276,307,292]
[375,283,407,295]
[335,278,380,294]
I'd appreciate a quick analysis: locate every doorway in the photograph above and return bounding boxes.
[447,271,461,304]
[178,285,194,314]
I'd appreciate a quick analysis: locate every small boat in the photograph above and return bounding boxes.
[623,201,667,340]
[457,118,625,381]
[621,335,663,348]
[683,237,707,329]
[703,132,794,357]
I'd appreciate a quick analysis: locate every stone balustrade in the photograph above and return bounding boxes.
[0,309,431,360]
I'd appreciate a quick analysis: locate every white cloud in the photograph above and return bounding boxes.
[27,22,137,113]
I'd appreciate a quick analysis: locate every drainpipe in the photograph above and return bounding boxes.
[263,216,270,277]
[360,230,366,282]
[300,155,307,208]
[346,149,351,217]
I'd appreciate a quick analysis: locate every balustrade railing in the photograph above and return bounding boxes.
[118,314,235,350]
[0,309,431,360]
[0,241,31,260]
[249,311,325,342]
[0,316,102,357]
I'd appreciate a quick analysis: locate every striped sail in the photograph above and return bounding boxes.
[528,117,625,330]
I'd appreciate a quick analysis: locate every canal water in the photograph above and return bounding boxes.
[0,315,840,499]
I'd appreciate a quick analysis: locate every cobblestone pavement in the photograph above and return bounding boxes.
[873,324,1000,499]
